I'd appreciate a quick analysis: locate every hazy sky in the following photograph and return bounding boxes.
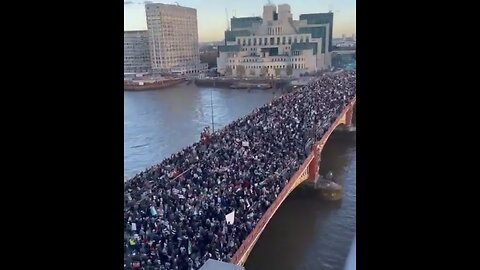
[124,0,356,42]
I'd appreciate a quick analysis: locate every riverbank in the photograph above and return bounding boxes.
[194,77,291,89]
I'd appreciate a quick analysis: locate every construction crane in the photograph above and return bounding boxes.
[225,8,230,31]
[328,4,340,14]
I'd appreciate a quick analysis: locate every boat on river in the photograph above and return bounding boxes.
[229,83,271,89]
[124,78,185,91]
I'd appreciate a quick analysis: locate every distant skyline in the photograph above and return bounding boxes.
[124,0,356,42]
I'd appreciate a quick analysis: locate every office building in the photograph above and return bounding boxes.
[145,3,207,75]
[124,30,151,74]
[217,3,333,77]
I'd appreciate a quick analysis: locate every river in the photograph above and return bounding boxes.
[124,83,356,270]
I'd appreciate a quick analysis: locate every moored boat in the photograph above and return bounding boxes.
[229,83,271,89]
[124,78,185,91]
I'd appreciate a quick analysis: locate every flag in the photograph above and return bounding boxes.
[150,206,157,216]
[225,210,235,225]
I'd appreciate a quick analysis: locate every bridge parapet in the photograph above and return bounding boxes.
[230,98,355,266]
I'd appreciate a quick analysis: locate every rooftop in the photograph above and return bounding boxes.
[198,259,244,270]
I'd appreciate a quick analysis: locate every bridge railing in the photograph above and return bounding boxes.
[230,153,315,264]
[318,97,356,149]
[230,97,356,265]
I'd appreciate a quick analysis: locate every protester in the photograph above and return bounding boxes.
[124,71,356,270]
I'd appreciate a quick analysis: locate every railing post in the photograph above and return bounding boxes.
[345,104,354,127]
[308,143,320,184]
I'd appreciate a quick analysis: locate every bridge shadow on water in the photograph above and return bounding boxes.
[244,130,356,270]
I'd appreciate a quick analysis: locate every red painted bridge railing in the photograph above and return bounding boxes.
[230,98,356,265]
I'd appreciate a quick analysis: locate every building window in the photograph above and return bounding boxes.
[277,37,280,45]
[264,37,268,45]
[288,37,292,44]
[237,39,240,45]
[306,37,309,43]
[300,37,304,43]
[294,37,297,43]
[248,39,251,46]
[259,38,262,45]
[282,37,286,45]
[270,37,274,45]
[253,38,256,46]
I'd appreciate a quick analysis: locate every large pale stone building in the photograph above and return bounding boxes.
[145,3,207,75]
[217,4,333,77]
[124,30,151,74]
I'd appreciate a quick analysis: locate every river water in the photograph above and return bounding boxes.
[124,83,356,270]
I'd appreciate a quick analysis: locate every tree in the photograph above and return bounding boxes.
[274,67,281,77]
[260,67,268,77]
[236,65,246,77]
[225,66,232,76]
[249,68,256,76]
[286,65,293,76]
[235,65,245,77]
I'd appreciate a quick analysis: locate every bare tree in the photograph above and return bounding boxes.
[260,67,268,77]
[225,66,232,76]
[286,64,293,76]
[236,65,246,77]
[274,67,281,77]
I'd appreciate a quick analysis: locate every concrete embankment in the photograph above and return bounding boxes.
[194,78,291,89]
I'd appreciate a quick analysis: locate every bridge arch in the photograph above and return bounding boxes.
[230,98,356,266]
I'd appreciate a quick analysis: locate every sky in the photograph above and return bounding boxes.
[124,0,356,42]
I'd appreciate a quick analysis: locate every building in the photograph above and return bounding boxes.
[145,3,207,75]
[217,3,333,77]
[124,30,151,74]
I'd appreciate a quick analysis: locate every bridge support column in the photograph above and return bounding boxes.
[308,143,320,184]
[345,105,353,127]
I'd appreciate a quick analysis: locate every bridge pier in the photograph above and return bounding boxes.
[307,143,321,185]
[345,105,353,127]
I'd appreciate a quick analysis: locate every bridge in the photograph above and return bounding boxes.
[229,97,356,266]
[124,84,356,270]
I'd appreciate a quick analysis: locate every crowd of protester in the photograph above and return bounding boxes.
[124,71,356,270]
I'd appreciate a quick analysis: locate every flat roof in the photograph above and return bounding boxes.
[198,259,244,270]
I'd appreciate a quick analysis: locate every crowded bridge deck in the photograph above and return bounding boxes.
[124,71,356,270]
